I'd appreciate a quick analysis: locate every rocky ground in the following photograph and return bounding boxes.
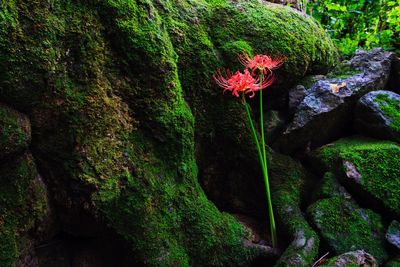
[0,1,399,267]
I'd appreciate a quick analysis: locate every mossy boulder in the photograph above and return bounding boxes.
[269,149,320,267]
[307,197,388,264]
[321,250,378,267]
[0,104,31,160]
[355,90,400,143]
[312,172,351,201]
[310,137,400,218]
[0,0,338,266]
[0,153,50,267]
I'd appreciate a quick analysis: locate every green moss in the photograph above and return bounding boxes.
[386,257,400,267]
[312,137,400,216]
[269,150,320,266]
[0,154,48,266]
[0,104,30,159]
[326,61,361,79]
[375,93,400,132]
[308,197,388,264]
[0,0,339,266]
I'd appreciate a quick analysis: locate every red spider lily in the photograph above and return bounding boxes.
[238,51,285,75]
[213,69,274,98]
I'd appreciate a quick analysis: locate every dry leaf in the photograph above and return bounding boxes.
[330,82,347,93]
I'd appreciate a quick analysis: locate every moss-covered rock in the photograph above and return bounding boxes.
[0,104,31,160]
[312,172,351,201]
[355,90,400,143]
[269,149,320,267]
[321,250,378,267]
[0,0,338,266]
[387,220,400,251]
[0,153,50,267]
[310,136,400,218]
[307,197,388,264]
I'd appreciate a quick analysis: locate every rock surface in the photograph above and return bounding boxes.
[355,90,400,143]
[310,136,400,218]
[321,250,378,267]
[274,48,397,153]
[269,149,319,267]
[308,196,388,263]
[387,221,400,250]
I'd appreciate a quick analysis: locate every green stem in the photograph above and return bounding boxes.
[243,92,277,248]
[259,73,277,248]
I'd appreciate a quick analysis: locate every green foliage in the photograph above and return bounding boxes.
[308,0,400,57]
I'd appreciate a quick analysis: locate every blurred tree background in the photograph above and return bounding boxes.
[274,0,400,57]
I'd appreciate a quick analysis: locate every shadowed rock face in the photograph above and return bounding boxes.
[273,48,396,154]
[355,90,400,143]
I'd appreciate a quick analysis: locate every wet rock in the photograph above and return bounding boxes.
[0,104,31,160]
[310,136,400,218]
[355,90,400,142]
[321,250,378,267]
[308,197,388,264]
[387,221,400,250]
[274,48,396,153]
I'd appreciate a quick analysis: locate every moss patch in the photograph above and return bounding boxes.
[375,93,400,132]
[0,104,31,159]
[308,197,388,264]
[0,154,48,266]
[311,136,400,217]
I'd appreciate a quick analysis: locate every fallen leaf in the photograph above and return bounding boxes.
[330,82,347,93]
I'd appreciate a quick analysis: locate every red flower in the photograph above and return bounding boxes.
[213,69,274,98]
[238,52,284,75]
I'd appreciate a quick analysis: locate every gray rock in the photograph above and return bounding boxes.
[274,48,396,153]
[321,250,378,267]
[288,75,326,113]
[387,221,400,250]
[355,90,400,142]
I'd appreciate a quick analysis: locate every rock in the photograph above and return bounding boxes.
[265,110,286,144]
[310,136,400,217]
[0,154,52,267]
[387,221,400,250]
[0,0,339,266]
[321,250,378,267]
[288,75,326,113]
[312,172,351,201]
[0,104,31,160]
[307,197,388,264]
[269,150,320,267]
[274,48,397,153]
[355,90,400,142]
